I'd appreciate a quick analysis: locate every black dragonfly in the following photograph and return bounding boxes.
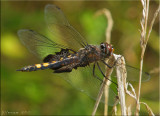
[17,4,150,105]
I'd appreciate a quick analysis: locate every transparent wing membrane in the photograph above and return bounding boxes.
[111,65,150,82]
[18,29,67,59]
[125,65,150,82]
[56,62,118,106]
[45,4,70,26]
[45,4,88,51]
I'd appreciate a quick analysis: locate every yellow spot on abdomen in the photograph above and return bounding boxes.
[68,55,71,58]
[43,63,49,67]
[60,57,63,61]
[35,64,41,68]
[51,61,56,63]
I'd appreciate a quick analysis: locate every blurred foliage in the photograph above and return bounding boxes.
[1,1,159,115]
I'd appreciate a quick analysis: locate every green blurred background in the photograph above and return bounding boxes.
[1,1,159,115]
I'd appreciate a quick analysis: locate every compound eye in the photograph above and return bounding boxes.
[100,43,105,50]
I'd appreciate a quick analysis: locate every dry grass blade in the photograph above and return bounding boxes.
[125,83,137,100]
[95,8,113,43]
[146,5,160,45]
[112,105,117,116]
[136,0,159,115]
[140,0,149,47]
[136,0,150,114]
[91,55,115,116]
[140,102,155,116]
[127,105,132,115]
[94,8,114,115]
[114,55,127,115]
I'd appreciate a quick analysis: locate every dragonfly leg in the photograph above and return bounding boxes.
[92,63,103,83]
[101,60,116,68]
[96,62,117,86]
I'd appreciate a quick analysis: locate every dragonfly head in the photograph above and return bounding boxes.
[100,42,114,57]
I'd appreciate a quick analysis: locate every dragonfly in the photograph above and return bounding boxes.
[17,4,150,105]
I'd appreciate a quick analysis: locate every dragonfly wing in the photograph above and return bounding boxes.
[111,65,151,82]
[18,29,69,59]
[45,4,88,51]
[55,62,118,106]
[45,4,70,26]
[125,65,151,82]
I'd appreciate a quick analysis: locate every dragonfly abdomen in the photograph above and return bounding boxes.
[17,61,56,72]
[17,56,79,72]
